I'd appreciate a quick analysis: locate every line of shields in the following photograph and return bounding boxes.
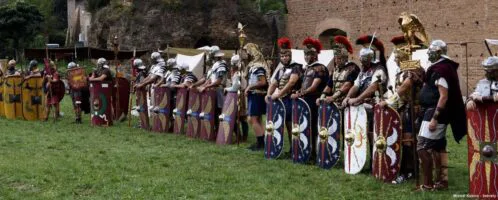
[0,75,55,121]
[133,85,242,145]
[129,51,241,145]
[264,98,403,181]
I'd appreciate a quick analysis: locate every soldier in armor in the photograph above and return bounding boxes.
[342,35,388,108]
[224,54,249,144]
[135,52,166,89]
[242,43,268,150]
[89,58,113,82]
[291,37,329,158]
[193,46,228,113]
[130,58,148,126]
[417,40,466,191]
[267,37,303,150]
[6,60,20,76]
[24,60,42,79]
[66,62,84,123]
[318,36,360,106]
[177,63,198,88]
[43,60,65,121]
[466,56,498,110]
[379,36,425,184]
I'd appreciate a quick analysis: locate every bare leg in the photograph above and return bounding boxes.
[418,149,434,188]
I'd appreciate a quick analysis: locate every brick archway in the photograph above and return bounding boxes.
[315,18,351,48]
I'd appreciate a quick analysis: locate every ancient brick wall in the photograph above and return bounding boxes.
[286,0,498,95]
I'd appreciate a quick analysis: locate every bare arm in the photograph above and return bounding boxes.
[267,81,277,96]
[356,82,379,101]
[302,78,321,95]
[204,78,222,89]
[247,76,267,90]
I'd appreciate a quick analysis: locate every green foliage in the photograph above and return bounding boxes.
[0,1,44,58]
[0,97,469,199]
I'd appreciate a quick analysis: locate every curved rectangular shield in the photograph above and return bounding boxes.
[199,90,217,141]
[151,86,171,133]
[67,67,88,90]
[22,77,44,121]
[186,89,202,138]
[90,81,113,126]
[114,77,130,120]
[216,91,238,145]
[173,88,188,134]
[467,102,498,197]
[136,87,149,130]
[4,75,23,119]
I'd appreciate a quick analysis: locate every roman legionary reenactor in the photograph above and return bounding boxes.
[342,35,388,128]
[89,58,113,82]
[466,56,498,109]
[6,60,20,76]
[130,58,148,127]
[267,37,303,152]
[417,40,466,191]
[43,60,65,121]
[24,60,42,79]
[379,36,425,184]
[178,64,198,88]
[135,52,166,90]
[242,43,268,150]
[291,37,329,158]
[67,62,90,124]
[318,36,360,106]
[193,46,228,131]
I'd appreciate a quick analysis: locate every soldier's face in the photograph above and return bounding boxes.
[360,55,372,68]
[428,50,441,63]
[280,53,291,65]
[305,53,317,64]
[334,56,346,67]
[485,69,498,80]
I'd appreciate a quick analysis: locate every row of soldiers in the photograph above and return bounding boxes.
[78,31,496,192]
[0,59,66,121]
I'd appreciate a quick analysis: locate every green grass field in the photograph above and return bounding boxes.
[0,97,469,199]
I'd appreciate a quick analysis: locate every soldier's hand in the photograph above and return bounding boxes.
[325,96,334,104]
[466,100,477,111]
[198,87,205,93]
[271,92,279,100]
[428,119,437,132]
[315,98,321,106]
[342,97,349,107]
[378,101,388,108]
[265,95,271,104]
[290,93,299,99]
[349,98,362,106]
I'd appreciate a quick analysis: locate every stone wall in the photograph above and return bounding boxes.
[286,0,498,95]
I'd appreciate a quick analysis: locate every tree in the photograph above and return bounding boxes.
[0,2,44,59]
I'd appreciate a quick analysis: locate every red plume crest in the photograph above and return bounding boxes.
[302,37,323,54]
[334,36,353,54]
[355,35,384,53]
[277,37,292,49]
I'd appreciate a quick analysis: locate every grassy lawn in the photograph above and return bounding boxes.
[0,97,469,199]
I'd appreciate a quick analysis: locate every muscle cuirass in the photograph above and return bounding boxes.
[302,63,325,96]
[332,64,355,92]
[277,67,294,90]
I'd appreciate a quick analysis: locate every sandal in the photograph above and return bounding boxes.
[415,184,434,192]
